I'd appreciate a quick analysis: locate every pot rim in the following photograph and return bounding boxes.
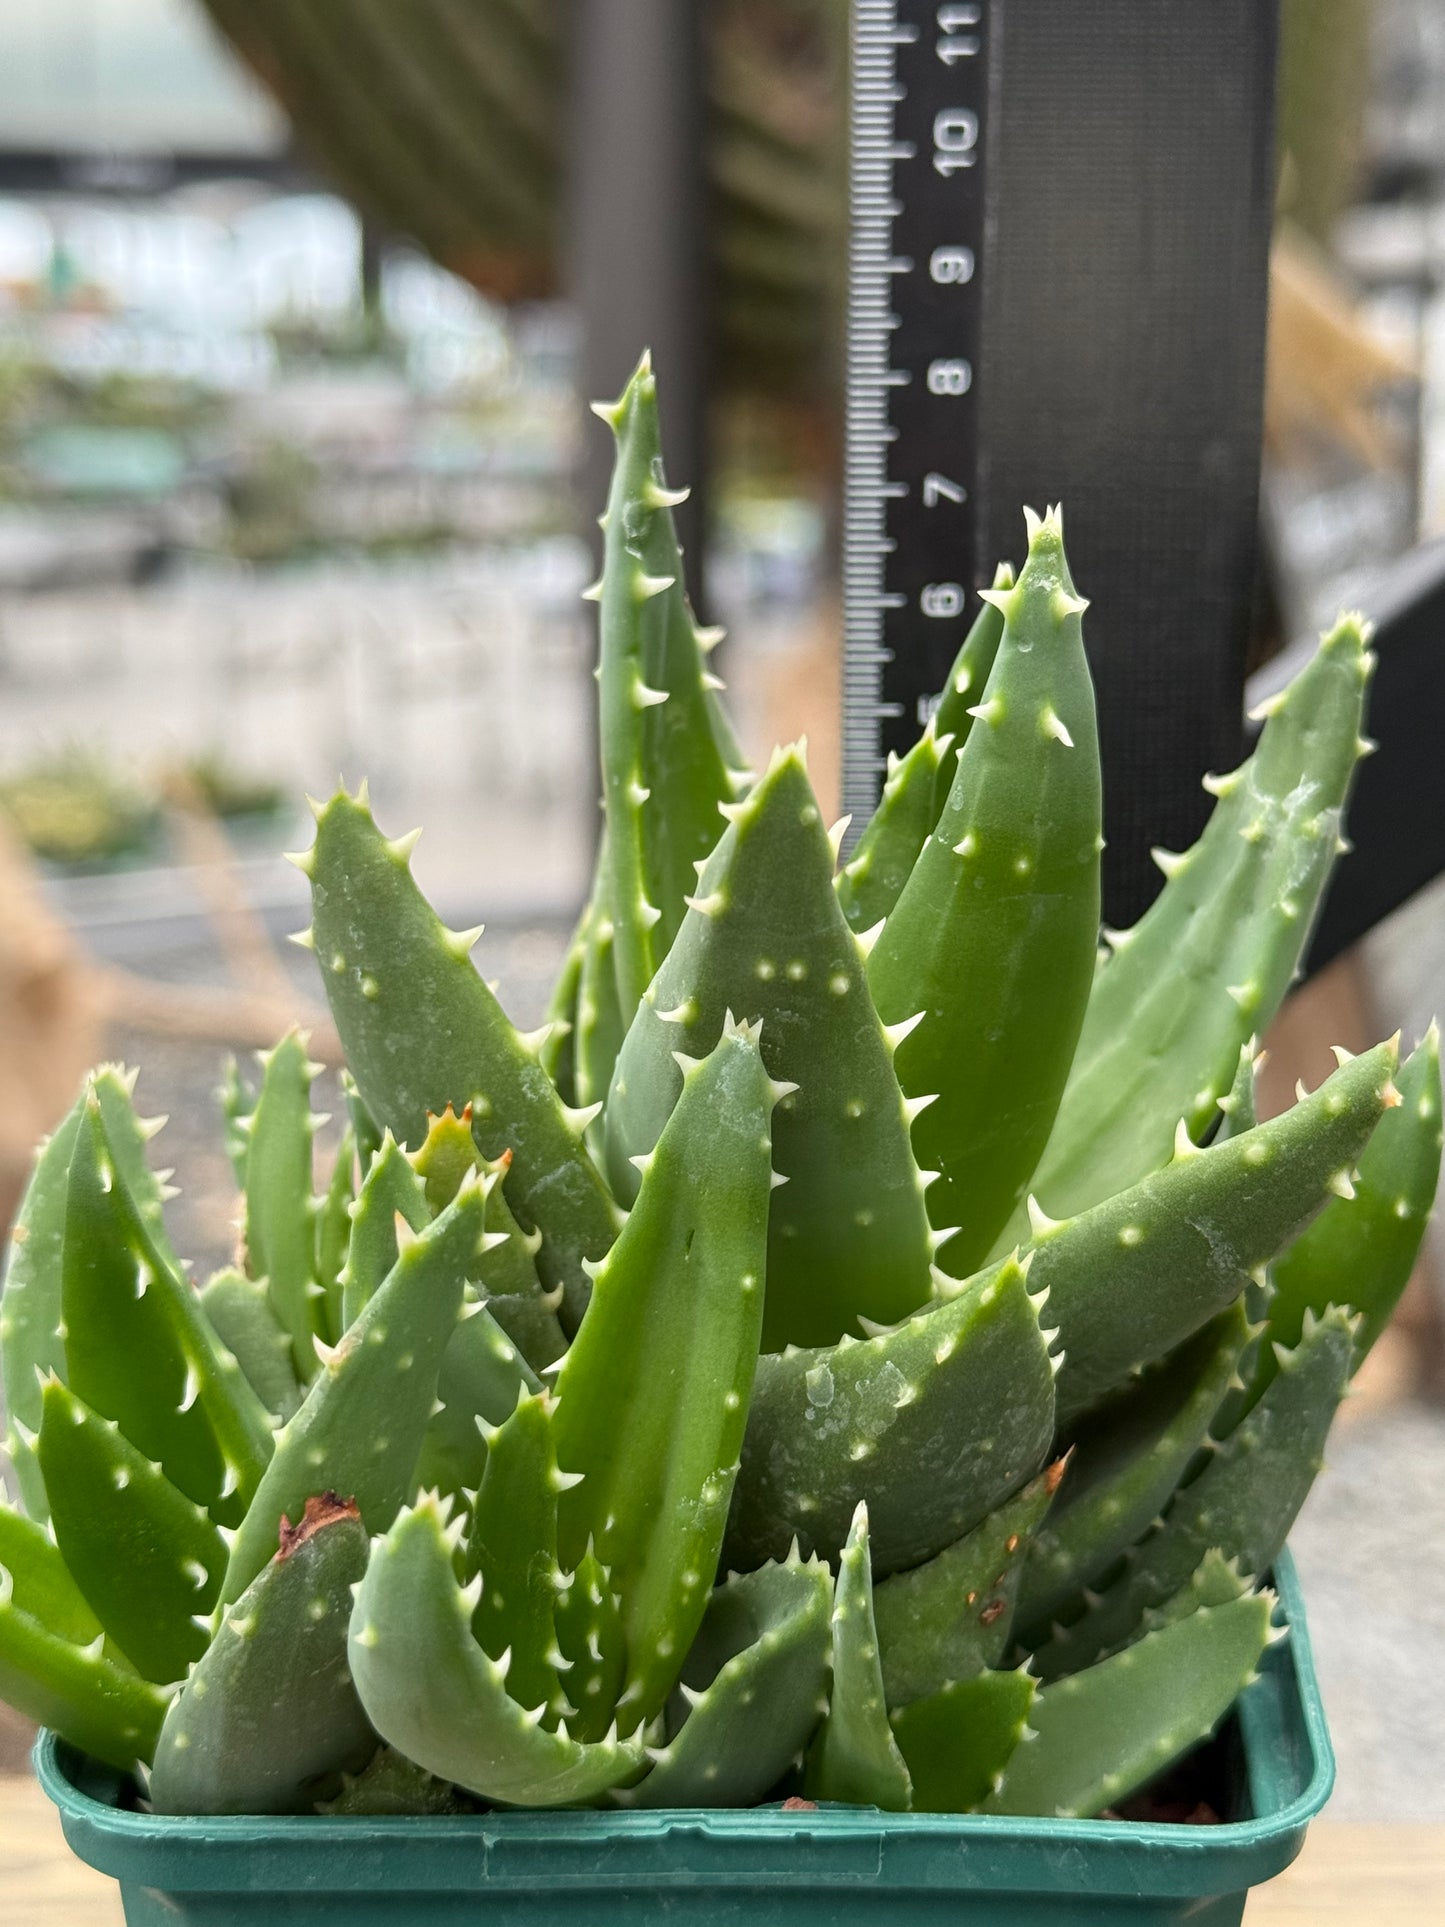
[34,1548,1333,1902]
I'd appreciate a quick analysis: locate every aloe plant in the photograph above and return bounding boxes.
[1,359,1438,1825]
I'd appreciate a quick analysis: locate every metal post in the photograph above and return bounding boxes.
[975,1,1280,925]
[567,0,708,572]
[359,215,384,336]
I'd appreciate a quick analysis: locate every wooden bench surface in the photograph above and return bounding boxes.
[1,1775,1440,1922]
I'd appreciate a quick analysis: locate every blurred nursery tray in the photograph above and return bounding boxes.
[39,845,311,967]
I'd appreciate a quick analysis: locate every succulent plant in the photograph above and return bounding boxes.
[1,357,1440,1825]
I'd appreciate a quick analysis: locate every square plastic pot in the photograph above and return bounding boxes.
[36,1549,1333,1927]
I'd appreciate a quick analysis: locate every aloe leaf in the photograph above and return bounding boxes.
[221,1173,486,1605]
[925,565,1019,806]
[1,1065,172,1521]
[999,612,1374,1246]
[302,787,620,1328]
[697,628,750,790]
[218,1055,254,1189]
[837,565,1012,933]
[1,1087,85,1520]
[869,510,1103,1280]
[414,1292,540,1501]
[1143,1549,1252,1632]
[151,1494,374,1814]
[995,1038,1398,1427]
[591,352,738,1012]
[0,1499,103,1646]
[725,1254,1056,1579]
[835,722,955,941]
[338,1130,429,1331]
[410,1103,486,1212]
[554,1016,776,1728]
[540,899,588,1105]
[606,742,934,1351]
[1214,1037,1261,1143]
[199,1268,301,1424]
[575,874,628,1133]
[318,1746,473,1817]
[1016,1304,1252,1640]
[629,1555,833,1808]
[891,1668,1037,1813]
[60,1091,273,1524]
[464,1391,563,1720]
[875,1462,1062,1707]
[478,1152,548,1296]
[484,1284,566,1378]
[553,1543,626,1745]
[38,1377,226,1686]
[242,1030,325,1378]
[0,1569,168,1771]
[984,1590,1275,1818]
[483,1289,565,1379]
[314,1129,356,1348]
[1032,1306,1353,1679]
[346,1114,545,1498]
[411,1115,565,1372]
[1257,1024,1442,1387]
[91,1067,182,1271]
[803,1504,912,1810]
[340,1069,383,1175]
[351,1493,647,1805]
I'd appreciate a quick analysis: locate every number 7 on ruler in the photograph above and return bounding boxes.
[923,473,967,508]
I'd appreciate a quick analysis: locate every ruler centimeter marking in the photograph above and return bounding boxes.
[842,0,993,826]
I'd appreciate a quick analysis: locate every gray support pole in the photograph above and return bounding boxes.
[975,1,1280,926]
[567,0,708,571]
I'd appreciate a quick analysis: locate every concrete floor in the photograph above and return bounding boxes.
[1291,1398,1445,1821]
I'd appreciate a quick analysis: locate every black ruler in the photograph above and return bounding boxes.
[840,1,1280,928]
[842,0,994,822]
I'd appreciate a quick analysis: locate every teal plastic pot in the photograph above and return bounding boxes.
[37,1551,1332,1927]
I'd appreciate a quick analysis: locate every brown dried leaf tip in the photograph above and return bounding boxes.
[1043,1453,1071,1495]
[278,1491,361,1559]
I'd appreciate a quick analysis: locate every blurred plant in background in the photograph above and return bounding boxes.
[196,0,848,410]
[0,750,157,870]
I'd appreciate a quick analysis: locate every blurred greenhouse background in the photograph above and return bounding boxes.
[0,0,1444,1828]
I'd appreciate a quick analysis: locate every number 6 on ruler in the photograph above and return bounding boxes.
[921,583,966,618]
